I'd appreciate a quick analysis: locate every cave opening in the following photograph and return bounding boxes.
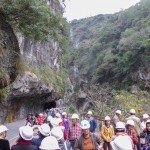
[43,101,56,110]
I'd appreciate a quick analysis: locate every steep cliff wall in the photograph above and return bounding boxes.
[0,0,69,123]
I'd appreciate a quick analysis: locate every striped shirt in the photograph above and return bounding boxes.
[68,123,82,140]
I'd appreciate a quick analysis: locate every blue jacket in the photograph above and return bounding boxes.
[87,117,97,133]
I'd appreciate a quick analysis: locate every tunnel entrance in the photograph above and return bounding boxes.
[43,101,56,110]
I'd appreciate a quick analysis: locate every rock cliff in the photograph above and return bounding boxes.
[0,0,68,123]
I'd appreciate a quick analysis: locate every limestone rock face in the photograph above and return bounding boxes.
[10,72,52,100]
[17,35,61,70]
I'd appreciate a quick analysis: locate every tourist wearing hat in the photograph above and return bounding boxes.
[111,135,134,150]
[140,120,150,150]
[39,136,60,150]
[11,126,37,150]
[68,114,82,149]
[101,116,114,150]
[49,117,67,141]
[32,124,50,150]
[0,125,10,150]
[113,110,121,127]
[62,112,70,132]
[126,119,138,150]
[113,122,127,140]
[141,114,150,130]
[36,113,44,125]
[74,120,103,150]
[51,126,67,150]
[126,109,142,150]
[86,111,97,133]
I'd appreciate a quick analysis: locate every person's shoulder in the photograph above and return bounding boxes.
[0,139,9,144]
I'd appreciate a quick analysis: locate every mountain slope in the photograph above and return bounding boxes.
[68,0,150,90]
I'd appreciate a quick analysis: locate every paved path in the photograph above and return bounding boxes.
[5,119,26,147]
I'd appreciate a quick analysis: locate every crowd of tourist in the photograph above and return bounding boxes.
[0,108,150,150]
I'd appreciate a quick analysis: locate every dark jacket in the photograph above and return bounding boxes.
[87,117,97,133]
[0,139,10,150]
[74,133,103,150]
[11,141,38,150]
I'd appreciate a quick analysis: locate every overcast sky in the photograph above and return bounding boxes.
[63,0,140,21]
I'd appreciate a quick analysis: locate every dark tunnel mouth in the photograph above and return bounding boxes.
[43,101,56,110]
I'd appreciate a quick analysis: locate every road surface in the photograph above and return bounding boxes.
[5,119,26,147]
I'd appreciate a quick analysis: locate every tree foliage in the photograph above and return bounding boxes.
[67,0,150,89]
[0,0,69,45]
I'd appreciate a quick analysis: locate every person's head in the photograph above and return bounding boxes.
[19,126,33,141]
[87,111,92,118]
[55,113,61,118]
[39,136,60,150]
[62,112,67,119]
[130,109,136,115]
[81,120,90,137]
[0,125,8,139]
[38,124,51,137]
[116,110,121,116]
[126,119,135,131]
[143,114,149,122]
[146,121,150,131]
[115,122,125,133]
[111,135,133,150]
[50,118,59,128]
[104,116,111,126]
[39,113,44,118]
[43,112,47,119]
[71,114,79,125]
[51,126,63,141]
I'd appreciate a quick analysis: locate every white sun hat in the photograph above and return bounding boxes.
[116,110,122,115]
[143,114,149,119]
[38,123,51,136]
[51,126,63,140]
[0,125,8,134]
[115,122,125,129]
[87,111,92,115]
[19,126,33,141]
[81,120,90,129]
[39,113,43,117]
[39,136,60,150]
[130,109,136,114]
[126,119,135,126]
[62,112,67,115]
[47,116,53,122]
[71,114,79,119]
[50,118,59,127]
[55,113,61,118]
[111,135,133,150]
[105,116,111,121]
[146,119,150,123]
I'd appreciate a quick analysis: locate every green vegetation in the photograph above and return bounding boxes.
[67,0,150,89]
[67,104,78,114]
[0,85,10,104]
[0,0,69,50]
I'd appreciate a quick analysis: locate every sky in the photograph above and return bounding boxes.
[63,0,140,21]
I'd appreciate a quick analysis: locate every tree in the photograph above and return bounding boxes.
[85,84,113,115]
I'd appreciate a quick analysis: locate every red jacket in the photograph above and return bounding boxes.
[37,117,44,125]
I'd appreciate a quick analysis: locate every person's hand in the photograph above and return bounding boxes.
[96,144,103,150]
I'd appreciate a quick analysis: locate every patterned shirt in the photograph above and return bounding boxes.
[68,123,82,140]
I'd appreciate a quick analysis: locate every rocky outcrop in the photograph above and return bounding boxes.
[10,72,52,100]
